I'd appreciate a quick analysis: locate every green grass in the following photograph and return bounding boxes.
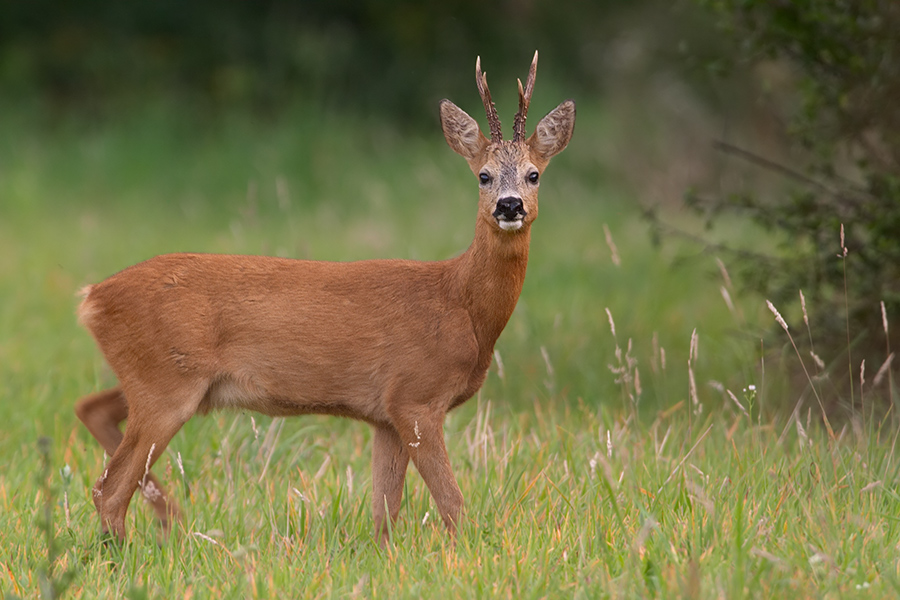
[1,102,899,598]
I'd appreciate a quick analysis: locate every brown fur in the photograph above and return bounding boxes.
[75,54,575,545]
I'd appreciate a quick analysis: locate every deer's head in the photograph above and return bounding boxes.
[440,51,575,234]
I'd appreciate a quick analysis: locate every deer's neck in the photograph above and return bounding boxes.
[452,218,531,360]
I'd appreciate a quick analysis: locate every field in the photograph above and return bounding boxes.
[2,101,899,599]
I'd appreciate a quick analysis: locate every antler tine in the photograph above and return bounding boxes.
[513,50,539,142]
[475,56,503,143]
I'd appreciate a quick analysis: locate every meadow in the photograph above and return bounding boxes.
[1,99,898,598]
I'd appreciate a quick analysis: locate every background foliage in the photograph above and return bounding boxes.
[685,0,900,405]
[0,0,716,124]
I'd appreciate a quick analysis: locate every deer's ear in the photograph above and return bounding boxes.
[528,99,575,162]
[440,100,489,162]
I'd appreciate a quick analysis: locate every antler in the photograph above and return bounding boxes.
[475,56,503,143]
[513,51,538,143]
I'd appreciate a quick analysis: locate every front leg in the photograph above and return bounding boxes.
[393,413,464,537]
[372,425,409,547]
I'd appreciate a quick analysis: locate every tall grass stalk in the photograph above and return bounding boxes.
[840,224,855,412]
[879,301,895,410]
[766,300,834,438]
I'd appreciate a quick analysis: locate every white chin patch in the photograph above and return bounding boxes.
[497,219,524,231]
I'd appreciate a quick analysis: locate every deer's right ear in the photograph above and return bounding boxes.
[440,100,489,164]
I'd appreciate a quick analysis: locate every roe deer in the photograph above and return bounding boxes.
[75,51,575,545]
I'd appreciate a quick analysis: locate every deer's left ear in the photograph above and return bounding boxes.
[528,100,576,162]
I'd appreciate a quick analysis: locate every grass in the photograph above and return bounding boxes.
[1,100,899,598]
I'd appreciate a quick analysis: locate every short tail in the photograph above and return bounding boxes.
[76,285,96,328]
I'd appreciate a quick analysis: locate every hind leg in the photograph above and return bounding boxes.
[90,384,205,540]
[75,387,183,533]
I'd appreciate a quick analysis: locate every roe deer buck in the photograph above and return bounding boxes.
[75,51,575,545]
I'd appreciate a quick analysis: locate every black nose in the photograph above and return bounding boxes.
[493,196,526,220]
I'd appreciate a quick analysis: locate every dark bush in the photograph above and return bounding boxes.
[692,0,900,407]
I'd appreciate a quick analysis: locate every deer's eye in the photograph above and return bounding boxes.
[528,171,539,184]
[479,173,492,185]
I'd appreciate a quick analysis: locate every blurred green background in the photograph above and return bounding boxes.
[0,0,721,123]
